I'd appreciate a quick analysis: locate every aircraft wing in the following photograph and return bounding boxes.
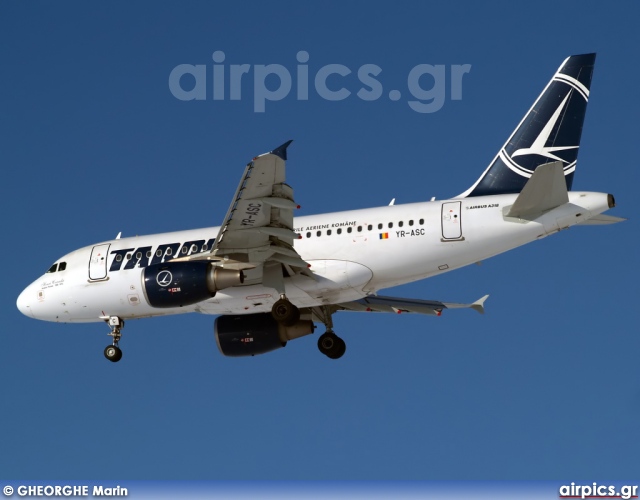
[336,294,489,316]
[176,141,309,279]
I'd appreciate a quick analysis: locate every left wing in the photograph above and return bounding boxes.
[336,294,489,316]
[176,141,309,290]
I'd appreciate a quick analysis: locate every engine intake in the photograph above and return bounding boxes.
[142,261,243,308]
[215,313,314,357]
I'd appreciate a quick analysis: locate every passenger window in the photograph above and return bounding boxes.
[58,262,67,271]
[146,251,152,258]
[202,244,208,252]
[337,228,342,234]
[409,220,414,226]
[181,246,188,254]
[357,226,362,232]
[388,222,393,228]
[47,264,58,273]
[166,248,172,256]
[317,231,321,237]
[399,221,404,227]
[115,254,123,262]
[125,253,132,260]
[367,224,372,231]
[136,252,142,259]
[327,229,332,236]
[419,218,424,225]
[306,232,311,238]
[347,227,352,233]
[378,223,383,229]
[156,249,162,257]
[191,244,198,253]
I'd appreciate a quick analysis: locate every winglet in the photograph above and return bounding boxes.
[470,294,489,315]
[270,140,293,160]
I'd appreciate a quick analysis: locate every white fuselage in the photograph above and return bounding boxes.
[16,191,611,323]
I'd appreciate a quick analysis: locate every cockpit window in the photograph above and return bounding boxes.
[58,262,67,271]
[46,263,58,273]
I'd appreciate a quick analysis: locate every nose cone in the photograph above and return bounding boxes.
[17,287,34,318]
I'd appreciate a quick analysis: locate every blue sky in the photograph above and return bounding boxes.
[1,1,639,481]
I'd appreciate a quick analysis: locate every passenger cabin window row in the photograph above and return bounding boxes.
[46,262,67,273]
[115,244,210,262]
[304,219,424,238]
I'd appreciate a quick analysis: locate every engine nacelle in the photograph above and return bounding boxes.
[214,313,315,357]
[142,261,243,308]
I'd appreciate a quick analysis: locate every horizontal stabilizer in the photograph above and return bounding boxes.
[506,161,568,219]
[577,214,627,225]
[337,294,489,316]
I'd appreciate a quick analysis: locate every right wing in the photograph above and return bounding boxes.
[336,294,489,316]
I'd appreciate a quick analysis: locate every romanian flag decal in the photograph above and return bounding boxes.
[379,233,389,240]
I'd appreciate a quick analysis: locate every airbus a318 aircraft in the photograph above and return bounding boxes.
[17,53,623,362]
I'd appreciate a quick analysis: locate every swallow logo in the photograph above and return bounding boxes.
[156,270,173,287]
[511,92,578,163]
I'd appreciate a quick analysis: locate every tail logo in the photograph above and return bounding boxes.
[501,72,590,178]
[460,54,595,198]
[511,92,578,163]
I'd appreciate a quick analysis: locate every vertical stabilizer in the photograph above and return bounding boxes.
[459,54,595,198]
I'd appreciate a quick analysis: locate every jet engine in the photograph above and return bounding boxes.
[142,261,243,308]
[215,313,315,357]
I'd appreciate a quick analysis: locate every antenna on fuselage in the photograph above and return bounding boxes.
[115,232,122,240]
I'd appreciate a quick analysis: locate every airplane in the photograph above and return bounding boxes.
[16,53,624,362]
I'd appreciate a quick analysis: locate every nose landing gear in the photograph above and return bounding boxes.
[104,344,122,362]
[102,316,124,363]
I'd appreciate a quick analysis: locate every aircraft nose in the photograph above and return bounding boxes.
[17,287,34,318]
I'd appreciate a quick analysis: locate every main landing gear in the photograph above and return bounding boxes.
[314,306,346,360]
[317,331,346,359]
[103,316,124,362]
[271,294,300,326]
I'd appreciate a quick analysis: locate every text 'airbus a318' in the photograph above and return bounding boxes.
[17,53,623,362]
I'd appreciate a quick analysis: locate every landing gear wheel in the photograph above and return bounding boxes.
[104,345,122,362]
[318,332,346,359]
[271,298,300,326]
[102,315,124,362]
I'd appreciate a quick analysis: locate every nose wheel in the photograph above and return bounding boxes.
[104,344,122,362]
[101,315,124,363]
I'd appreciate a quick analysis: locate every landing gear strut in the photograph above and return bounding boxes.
[314,306,346,359]
[271,295,300,326]
[103,316,124,362]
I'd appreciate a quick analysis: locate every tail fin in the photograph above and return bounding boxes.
[459,53,595,198]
